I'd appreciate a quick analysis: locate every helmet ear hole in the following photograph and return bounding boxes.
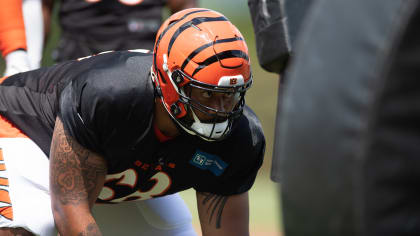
[170,104,181,116]
[172,70,184,85]
[155,86,163,97]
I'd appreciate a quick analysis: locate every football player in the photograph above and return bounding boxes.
[0,8,265,236]
[0,0,199,234]
[43,0,198,62]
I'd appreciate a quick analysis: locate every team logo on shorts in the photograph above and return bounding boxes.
[189,150,228,176]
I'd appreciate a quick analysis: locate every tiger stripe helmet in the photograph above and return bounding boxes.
[151,8,253,141]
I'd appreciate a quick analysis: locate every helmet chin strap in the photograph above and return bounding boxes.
[189,109,229,140]
[178,86,229,141]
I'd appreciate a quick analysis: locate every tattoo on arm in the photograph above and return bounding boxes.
[77,223,101,236]
[200,193,228,228]
[50,119,107,206]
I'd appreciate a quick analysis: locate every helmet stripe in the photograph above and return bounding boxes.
[167,16,229,57]
[180,37,244,71]
[155,9,209,52]
[154,9,209,75]
[157,69,166,83]
[192,50,249,76]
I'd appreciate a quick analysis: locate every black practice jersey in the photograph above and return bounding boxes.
[54,0,166,61]
[0,51,265,203]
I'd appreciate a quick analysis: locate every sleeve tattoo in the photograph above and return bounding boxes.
[200,193,228,228]
[77,223,101,236]
[50,119,107,206]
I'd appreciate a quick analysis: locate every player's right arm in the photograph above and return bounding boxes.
[196,191,250,236]
[49,117,107,235]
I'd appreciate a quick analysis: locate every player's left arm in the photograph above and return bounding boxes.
[196,191,249,236]
[167,0,198,14]
[50,117,107,235]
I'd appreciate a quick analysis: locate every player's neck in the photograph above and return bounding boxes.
[154,98,180,138]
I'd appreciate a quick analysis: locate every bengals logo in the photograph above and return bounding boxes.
[229,78,238,85]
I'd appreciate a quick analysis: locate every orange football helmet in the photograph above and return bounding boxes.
[151,8,252,141]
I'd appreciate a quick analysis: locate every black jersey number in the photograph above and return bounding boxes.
[84,0,145,6]
[98,168,171,202]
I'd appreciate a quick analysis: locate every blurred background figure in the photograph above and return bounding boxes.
[278,0,420,235]
[247,1,311,234]
[43,0,197,62]
[247,0,290,186]
[281,0,315,47]
[0,0,32,76]
[23,0,44,69]
[247,0,314,183]
[248,0,290,77]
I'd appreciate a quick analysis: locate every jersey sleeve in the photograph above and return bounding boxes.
[0,0,27,57]
[193,106,266,196]
[221,142,265,195]
[59,81,103,153]
[59,76,139,157]
[59,52,155,159]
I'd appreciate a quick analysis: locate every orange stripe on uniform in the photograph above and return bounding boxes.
[0,150,13,220]
[0,150,4,171]
[0,206,13,221]
[0,149,5,170]
[0,76,8,84]
[0,178,8,187]
[0,189,11,205]
[0,0,27,57]
[0,115,27,138]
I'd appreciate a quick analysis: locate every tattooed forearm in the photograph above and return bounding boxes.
[50,118,107,205]
[77,223,101,236]
[200,193,228,228]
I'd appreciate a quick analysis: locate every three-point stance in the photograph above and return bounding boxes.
[0,8,264,236]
